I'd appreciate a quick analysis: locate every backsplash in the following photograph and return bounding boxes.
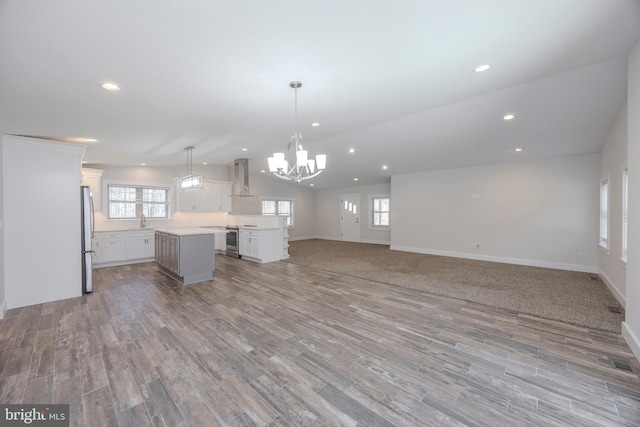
[94,211,230,231]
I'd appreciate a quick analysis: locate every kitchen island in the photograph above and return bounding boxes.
[154,228,216,285]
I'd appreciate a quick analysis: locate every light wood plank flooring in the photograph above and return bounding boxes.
[1,255,640,426]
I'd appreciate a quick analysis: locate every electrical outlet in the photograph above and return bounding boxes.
[472,243,480,249]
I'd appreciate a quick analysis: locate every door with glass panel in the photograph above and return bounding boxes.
[340,194,360,242]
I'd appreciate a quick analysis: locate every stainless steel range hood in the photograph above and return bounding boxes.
[232,158,253,197]
[231,158,261,214]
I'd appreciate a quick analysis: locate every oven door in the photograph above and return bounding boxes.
[225,229,240,258]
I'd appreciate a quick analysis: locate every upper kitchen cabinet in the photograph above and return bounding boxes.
[176,179,232,212]
[81,168,104,211]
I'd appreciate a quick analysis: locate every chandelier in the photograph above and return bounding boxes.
[177,146,204,191]
[268,81,326,183]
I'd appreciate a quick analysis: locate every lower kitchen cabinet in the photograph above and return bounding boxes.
[102,238,125,263]
[155,230,215,285]
[126,231,156,260]
[93,230,155,267]
[239,228,281,263]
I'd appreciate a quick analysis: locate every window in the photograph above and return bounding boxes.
[599,178,609,251]
[622,169,628,262]
[371,196,390,228]
[262,199,294,226]
[108,184,169,219]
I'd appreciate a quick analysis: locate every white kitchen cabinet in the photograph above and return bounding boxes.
[101,237,126,264]
[176,180,232,212]
[91,238,102,264]
[94,230,155,267]
[177,187,205,212]
[239,230,260,259]
[214,232,226,253]
[239,228,281,263]
[210,181,232,211]
[81,168,104,212]
[126,230,155,260]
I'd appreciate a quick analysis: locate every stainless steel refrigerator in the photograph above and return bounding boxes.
[81,186,95,293]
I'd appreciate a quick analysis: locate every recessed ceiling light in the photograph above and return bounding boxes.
[311,122,320,127]
[202,162,208,165]
[503,114,515,120]
[99,82,121,91]
[241,148,248,152]
[354,178,358,181]
[310,183,314,187]
[382,165,388,170]
[473,64,492,73]
[515,147,524,152]
[141,163,147,166]
[260,169,266,173]
[349,148,355,153]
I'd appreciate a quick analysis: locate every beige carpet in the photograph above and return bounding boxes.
[283,239,625,333]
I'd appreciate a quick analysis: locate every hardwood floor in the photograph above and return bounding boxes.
[1,255,640,426]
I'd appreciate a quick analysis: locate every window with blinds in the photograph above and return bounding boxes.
[599,178,609,251]
[371,196,390,228]
[622,169,628,262]
[108,184,169,219]
[262,199,294,226]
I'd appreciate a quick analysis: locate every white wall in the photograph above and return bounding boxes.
[391,154,600,272]
[246,173,317,240]
[2,135,86,309]
[623,39,640,361]
[598,103,628,306]
[0,137,4,319]
[314,183,392,244]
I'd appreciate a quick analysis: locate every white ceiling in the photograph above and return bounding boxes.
[1,0,639,189]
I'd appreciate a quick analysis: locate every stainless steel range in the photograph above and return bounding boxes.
[225,226,240,258]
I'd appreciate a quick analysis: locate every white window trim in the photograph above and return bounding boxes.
[104,180,173,221]
[369,194,391,230]
[261,197,295,228]
[599,176,610,255]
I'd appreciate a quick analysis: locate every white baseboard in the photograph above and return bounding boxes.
[309,235,391,245]
[0,300,6,320]
[622,322,640,363]
[390,245,599,274]
[288,235,321,242]
[598,270,626,309]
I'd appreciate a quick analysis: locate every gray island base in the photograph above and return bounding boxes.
[154,228,216,285]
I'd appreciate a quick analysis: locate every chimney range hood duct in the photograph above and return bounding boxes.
[231,158,261,215]
[232,158,254,197]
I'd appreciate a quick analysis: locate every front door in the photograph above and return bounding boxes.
[340,194,360,242]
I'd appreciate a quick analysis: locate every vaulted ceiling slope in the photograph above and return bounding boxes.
[1,0,639,188]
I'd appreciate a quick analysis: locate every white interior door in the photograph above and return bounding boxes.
[340,194,361,242]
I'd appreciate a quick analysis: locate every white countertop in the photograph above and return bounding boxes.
[235,226,278,231]
[154,227,222,236]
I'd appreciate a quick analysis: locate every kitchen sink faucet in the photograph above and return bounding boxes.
[140,213,146,228]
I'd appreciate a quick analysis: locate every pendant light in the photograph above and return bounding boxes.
[268,81,326,184]
[177,146,204,190]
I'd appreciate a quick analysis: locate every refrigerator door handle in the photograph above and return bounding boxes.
[90,194,95,239]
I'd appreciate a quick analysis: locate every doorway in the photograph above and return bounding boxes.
[340,194,360,242]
